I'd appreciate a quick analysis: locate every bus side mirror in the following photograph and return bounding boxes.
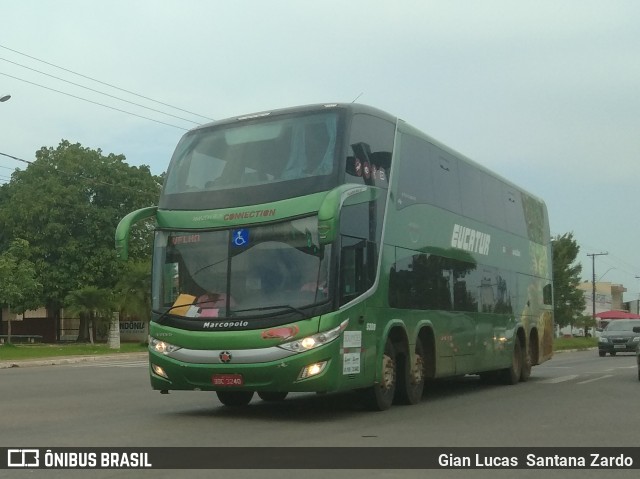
[317,185,381,244]
[115,206,158,260]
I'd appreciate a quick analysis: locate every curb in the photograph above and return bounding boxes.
[553,347,598,353]
[0,352,147,370]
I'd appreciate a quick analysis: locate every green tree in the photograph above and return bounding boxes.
[552,233,586,333]
[64,286,113,344]
[0,140,160,337]
[0,239,42,343]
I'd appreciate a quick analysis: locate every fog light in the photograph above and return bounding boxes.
[298,361,327,380]
[152,364,169,379]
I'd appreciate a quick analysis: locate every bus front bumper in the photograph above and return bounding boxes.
[148,342,343,393]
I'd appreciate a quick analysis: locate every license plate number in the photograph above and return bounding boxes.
[212,374,244,386]
[614,344,626,349]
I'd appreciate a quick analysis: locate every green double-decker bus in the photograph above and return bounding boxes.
[116,103,553,410]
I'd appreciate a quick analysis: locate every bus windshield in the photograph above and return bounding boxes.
[163,112,338,195]
[153,216,332,321]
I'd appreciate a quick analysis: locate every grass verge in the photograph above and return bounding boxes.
[0,342,147,361]
[552,336,597,351]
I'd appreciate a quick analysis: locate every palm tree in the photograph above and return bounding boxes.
[65,286,113,344]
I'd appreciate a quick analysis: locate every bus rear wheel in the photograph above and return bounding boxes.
[360,339,396,411]
[216,390,254,407]
[396,340,425,405]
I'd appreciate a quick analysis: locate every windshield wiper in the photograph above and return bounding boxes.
[231,304,311,320]
[152,304,187,323]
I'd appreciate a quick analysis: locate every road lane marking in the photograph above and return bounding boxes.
[539,375,579,384]
[577,374,614,384]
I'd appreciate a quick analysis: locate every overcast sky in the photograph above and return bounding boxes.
[2,1,639,301]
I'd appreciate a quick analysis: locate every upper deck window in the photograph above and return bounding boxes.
[163,112,338,197]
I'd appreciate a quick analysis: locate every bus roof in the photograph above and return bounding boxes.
[190,103,397,132]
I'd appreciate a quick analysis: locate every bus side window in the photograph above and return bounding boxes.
[543,283,553,305]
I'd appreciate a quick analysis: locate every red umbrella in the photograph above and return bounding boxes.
[594,310,640,319]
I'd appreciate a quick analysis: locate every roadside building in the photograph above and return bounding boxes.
[559,282,627,336]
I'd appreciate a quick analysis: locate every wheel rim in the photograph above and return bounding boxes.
[412,354,425,385]
[381,353,395,390]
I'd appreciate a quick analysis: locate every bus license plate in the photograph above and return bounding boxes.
[212,374,244,386]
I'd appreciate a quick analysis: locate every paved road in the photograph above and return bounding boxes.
[1,350,638,479]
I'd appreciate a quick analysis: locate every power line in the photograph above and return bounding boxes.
[0,151,160,195]
[1,56,201,125]
[0,151,31,166]
[0,71,190,131]
[579,238,640,278]
[0,43,215,122]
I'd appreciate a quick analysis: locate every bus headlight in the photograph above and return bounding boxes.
[149,337,181,354]
[278,320,348,353]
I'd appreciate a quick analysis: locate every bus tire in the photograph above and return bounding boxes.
[258,391,288,402]
[395,340,425,405]
[499,338,522,385]
[360,339,396,411]
[216,390,254,406]
[520,343,532,382]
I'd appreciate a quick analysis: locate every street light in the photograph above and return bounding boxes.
[597,267,616,281]
[0,94,11,102]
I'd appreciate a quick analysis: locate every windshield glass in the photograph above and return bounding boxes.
[604,320,640,332]
[163,112,338,195]
[152,216,331,321]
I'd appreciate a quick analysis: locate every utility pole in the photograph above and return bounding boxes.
[587,252,608,333]
[635,275,640,314]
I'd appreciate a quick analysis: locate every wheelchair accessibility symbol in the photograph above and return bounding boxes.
[231,229,249,247]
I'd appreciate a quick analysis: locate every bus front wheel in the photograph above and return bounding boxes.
[360,339,396,411]
[520,343,532,382]
[258,391,288,402]
[216,390,254,407]
[499,339,523,385]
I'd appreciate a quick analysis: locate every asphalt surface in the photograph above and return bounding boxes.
[0,351,148,369]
